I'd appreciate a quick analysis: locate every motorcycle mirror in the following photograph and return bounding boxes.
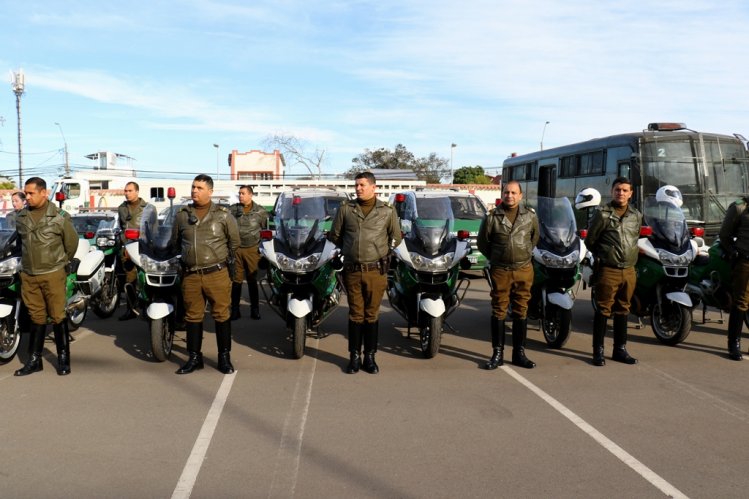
[260,229,273,241]
[167,187,176,199]
[495,198,502,207]
[457,230,470,241]
[84,231,95,239]
[395,193,406,203]
[640,226,653,237]
[124,228,140,241]
[578,229,588,239]
[690,226,705,237]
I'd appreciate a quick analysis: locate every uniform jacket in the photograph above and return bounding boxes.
[16,201,78,275]
[586,202,642,268]
[170,202,240,271]
[477,204,539,269]
[118,198,148,232]
[328,199,402,264]
[230,201,268,248]
[719,197,749,257]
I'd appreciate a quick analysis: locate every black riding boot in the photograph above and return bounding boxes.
[230,283,242,321]
[176,322,204,374]
[118,284,138,321]
[346,320,363,374]
[249,275,261,320]
[53,321,71,375]
[362,321,380,374]
[14,323,46,376]
[216,320,234,374]
[592,312,607,366]
[612,314,638,364]
[484,316,505,370]
[511,317,535,369]
[727,307,744,361]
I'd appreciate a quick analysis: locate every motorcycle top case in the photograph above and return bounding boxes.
[76,249,106,296]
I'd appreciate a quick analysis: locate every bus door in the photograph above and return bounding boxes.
[538,165,557,198]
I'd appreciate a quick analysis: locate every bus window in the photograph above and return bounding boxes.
[579,151,604,176]
[618,161,631,178]
[560,156,577,177]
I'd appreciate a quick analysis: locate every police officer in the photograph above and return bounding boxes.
[229,185,268,320]
[718,195,749,360]
[586,176,642,366]
[171,174,240,374]
[117,181,148,321]
[328,171,401,374]
[14,177,79,376]
[478,180,539,369]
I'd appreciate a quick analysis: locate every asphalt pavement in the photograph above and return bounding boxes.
[2,272,748,498]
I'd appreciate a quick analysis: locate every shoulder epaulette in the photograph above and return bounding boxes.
[216,205,229,213]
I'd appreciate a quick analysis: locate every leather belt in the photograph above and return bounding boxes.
[186,263,225,275]
[344,261,380,273]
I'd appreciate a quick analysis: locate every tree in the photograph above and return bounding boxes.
[261,133,326,179]
[0,181,16,190]
[346,144,450,183]
[452,166,490,185]
[414,153,450,184]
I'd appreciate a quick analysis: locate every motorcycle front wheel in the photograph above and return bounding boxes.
[92,274,120,319]
[67,305,87,332]
[541,304,572,349]
[651,301,692,345]
[150,315,175,362]
[419,315,442,359]
[0,316,20,364]
[291,316,307,359]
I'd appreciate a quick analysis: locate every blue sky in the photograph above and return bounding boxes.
[1,0,747,185]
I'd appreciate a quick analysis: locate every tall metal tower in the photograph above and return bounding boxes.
[11,69,25,186]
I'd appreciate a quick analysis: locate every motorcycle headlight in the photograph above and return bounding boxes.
[0,256,22,275]
[537,249,579,269]
[276,252,322,273]
[96,237,117,247]
[142,254,181,274]
[657,248,692,267]
[410,252,454,271]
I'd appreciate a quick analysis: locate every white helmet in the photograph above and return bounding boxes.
[575,187,601,210]
[655,185,683,207]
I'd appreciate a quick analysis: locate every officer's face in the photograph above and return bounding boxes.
[238,188,253,206]
[611,182,633,207]
[23,184,47,209]
[355,178,376,201]
[191,181,213,207]
[124,183,139,203]
[502,183,522,209]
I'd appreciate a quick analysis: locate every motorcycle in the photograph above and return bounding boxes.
[528,196,587,348]
[66,234,106,331]
[0,228,24,364]
[387,192,471,358]
[89,217,122,318]
[259,191,343,359]
[584,186,697,345]
[124,203,183,361]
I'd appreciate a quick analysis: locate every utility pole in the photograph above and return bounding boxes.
[11,69,25,185]
[55,122,70,176]
[450,143,457,183]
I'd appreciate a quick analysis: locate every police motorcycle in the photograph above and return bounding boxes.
[0,228,25,363]
[583,185,697,345]
[387,191,471,358]
[123,200,183,361]
[527,195,589,348]
[259,190,343,359]
[89,217,122,318]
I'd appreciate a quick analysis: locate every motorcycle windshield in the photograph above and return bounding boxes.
[536,196,578,251]
[643,198,690,250]
[404,196,455,256]
[274,193,326,256]
[0,228,19,258]
[140,204,177,257]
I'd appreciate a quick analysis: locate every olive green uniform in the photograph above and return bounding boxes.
[230,201,268,318]
[118,198,148,317]
[718,197,749,360]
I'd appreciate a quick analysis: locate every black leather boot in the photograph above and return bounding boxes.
[727,307,744,361]
[511,317,535,369]
[14,323,46,376]
[118,284,138,321]
[592,312,607,366]
[484,316,505,370]
[53,321,71,375]
[216,320,234,374]
[176,322,204,374]
[612,314,638,364]
[362,321,379,374]
[249,277,261,320]
[346,320,363,374]
[230,283,242,321]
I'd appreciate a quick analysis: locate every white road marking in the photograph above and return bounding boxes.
[171,372,237,499]
[502,366,689,499]
[267,338,318,499]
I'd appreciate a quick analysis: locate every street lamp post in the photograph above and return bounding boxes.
[55,122,70,176]
[540,121,550,151]
[11,69,25,185]
[450,143,457,183]
[213,144,219,179]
